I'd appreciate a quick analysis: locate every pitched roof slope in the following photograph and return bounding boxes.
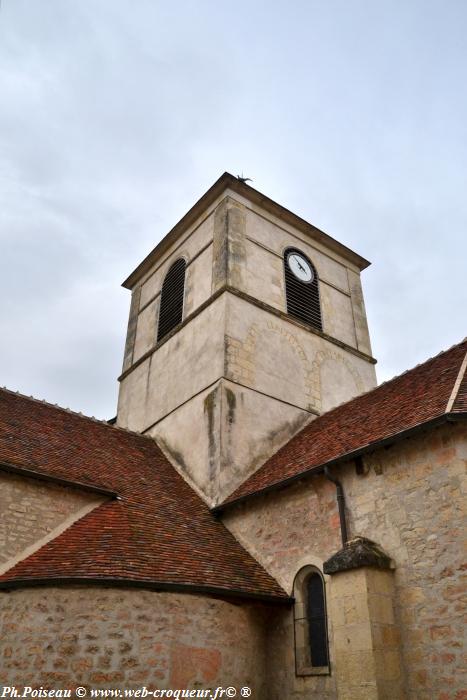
[0,389,288,601]
[221,339,467,508]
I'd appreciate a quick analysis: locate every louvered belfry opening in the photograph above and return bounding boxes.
[307,572,329,667]
[157,258,186,342]
[284,248,322,331]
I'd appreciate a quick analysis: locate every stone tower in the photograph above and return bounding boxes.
[116,173,377,505]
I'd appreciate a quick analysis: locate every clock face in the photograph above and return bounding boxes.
[287,252,314,283]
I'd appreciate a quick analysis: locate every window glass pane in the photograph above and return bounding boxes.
[307,573,329,667]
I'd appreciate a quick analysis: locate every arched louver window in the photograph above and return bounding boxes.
[157,258,186,342]
[307,572,329,667]
[284,248,322,331]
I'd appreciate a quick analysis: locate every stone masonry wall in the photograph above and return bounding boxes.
[344,421,466,700]
[0,471,102,573]
[118,188,376,510]
[223,474,341,699]
[328,567,404,700]
[0,587,269,697]
[222,421,466,700]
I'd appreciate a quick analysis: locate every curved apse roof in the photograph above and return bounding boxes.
[0,388,288,603]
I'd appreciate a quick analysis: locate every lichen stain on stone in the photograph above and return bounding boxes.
[155,436,190,476]
[240,411,311,480]
[204,388,219,484]
[324,536,393,575]
[268,411,311,449]
[225,387,236,426]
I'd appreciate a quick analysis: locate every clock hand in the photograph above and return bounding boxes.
[297,261,305,272]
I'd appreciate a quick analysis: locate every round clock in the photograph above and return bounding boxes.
[287,252,314,283]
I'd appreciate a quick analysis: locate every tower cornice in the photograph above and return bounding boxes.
[122,172,370,290]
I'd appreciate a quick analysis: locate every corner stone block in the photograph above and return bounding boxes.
[324,537,405,699]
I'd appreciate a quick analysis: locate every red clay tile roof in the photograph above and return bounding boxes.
[0,389,288,602]
[220,339,467,509]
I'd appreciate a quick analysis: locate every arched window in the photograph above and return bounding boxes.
[294,565,329,676]
[157,258,186,342]
[284,248,322,331]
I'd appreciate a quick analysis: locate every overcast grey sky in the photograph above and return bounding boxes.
[1,0,466,419]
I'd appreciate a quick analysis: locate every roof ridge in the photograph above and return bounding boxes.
[379,337,467,384]
[0,386,152,441]
[314,337,467,423]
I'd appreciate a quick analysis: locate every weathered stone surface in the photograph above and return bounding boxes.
[132,297,158,363]
[343,422,467,699]
[323,537,392,575]
[0,472,103,574]
[0,587,269,696]
[223,421,467,699]
[117,187,376,506]
[223,474,340,698]
[121,285,141,372]
[328,567,403,699]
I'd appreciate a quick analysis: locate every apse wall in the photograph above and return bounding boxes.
[0,587,269,696]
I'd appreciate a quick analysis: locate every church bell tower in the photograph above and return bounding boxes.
[116,173,377,505]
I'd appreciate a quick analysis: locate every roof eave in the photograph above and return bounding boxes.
[0,461,119,499]
[0,576,292,605]
[214,412,467,514]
